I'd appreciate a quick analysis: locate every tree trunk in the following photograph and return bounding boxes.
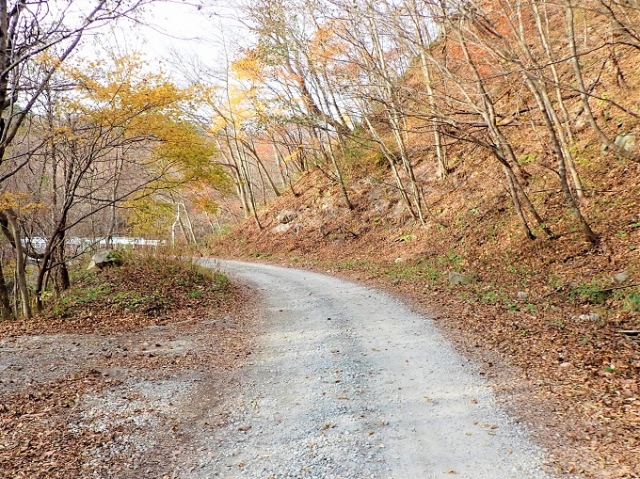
[0,258,14,320]
[530,1,585,203]
[494,151,556,240]
[54,239,70,292]
[521,73,597,244]
[181,203,198,243]
[6,211,31,318]
[363,115,418,220]
[312,127,354,211]
[503,165,535,240]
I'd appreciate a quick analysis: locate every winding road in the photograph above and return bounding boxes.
[194,259,554,479]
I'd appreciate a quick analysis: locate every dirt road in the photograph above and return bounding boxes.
[194,259,554,479]
[1,260,557,478]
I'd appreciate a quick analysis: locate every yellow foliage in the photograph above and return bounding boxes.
[193,196,220,215]
[0,192,44,213]
[308,26,343,65]
[154,120,231,189]
[61,54,188,139]
[43,53,231,230]
[59,54,229,192]
[231,52,265,82]
[122,196,174,239]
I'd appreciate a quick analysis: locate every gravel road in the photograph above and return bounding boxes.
[195,259,555,479]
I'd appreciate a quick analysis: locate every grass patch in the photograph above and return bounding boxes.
[568,280,611,304]
[387,260,443,284]
[47,255,231,321]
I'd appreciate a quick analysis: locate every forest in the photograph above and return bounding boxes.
[206,2,640,475]
[207,0,640,239]
[2,0,640,319]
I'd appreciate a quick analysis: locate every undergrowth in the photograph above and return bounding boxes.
[50,254,230,320]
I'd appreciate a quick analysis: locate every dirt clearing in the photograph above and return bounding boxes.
[0,257,255,478]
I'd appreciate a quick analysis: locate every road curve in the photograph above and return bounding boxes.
[197,259,554,479]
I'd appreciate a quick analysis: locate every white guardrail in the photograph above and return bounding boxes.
[21,236,165,254]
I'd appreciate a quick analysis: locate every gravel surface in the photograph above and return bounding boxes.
[195,259,555,479]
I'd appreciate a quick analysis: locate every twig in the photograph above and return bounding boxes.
[598,283,640,293]
[619,330,639,336]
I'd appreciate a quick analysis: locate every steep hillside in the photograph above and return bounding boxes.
[208,52,640,474]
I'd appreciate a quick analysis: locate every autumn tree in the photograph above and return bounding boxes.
[0,0,153,171]
[441,1,596,242]
[0,1,157,318]
[2,53,227,315]
[329,0,433,223]
[202,0,640,244]
[237,0,357,210]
